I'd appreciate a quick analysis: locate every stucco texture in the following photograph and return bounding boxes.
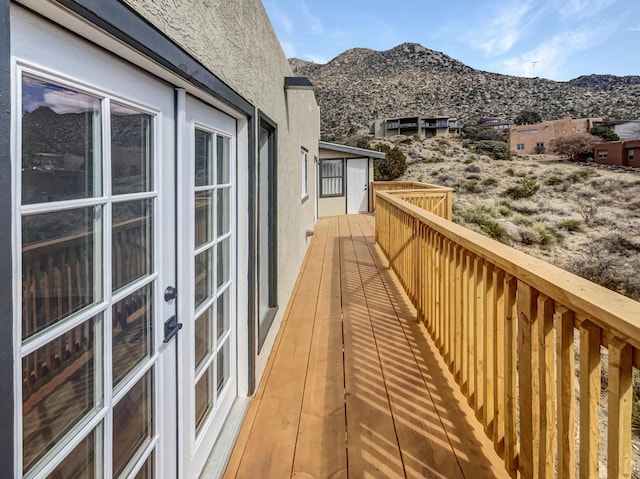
[122,0,320,371]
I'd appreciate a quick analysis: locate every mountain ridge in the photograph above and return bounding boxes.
[289,42,640,139]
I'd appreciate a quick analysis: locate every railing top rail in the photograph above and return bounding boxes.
[377,190,640,347]
[371,180,449,190]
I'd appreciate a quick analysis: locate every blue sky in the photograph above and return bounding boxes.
[264,0,639,81]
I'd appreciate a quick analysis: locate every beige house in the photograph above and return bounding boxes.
[317,142,385,217]
[370,115,459,139]
[509,116,602,155]
[3,1,320,477]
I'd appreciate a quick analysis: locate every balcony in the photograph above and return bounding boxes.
[224,183,640,479]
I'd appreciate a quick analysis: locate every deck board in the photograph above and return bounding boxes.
[222,215,509,479]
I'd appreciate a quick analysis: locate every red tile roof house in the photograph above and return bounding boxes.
[594,140,640,168]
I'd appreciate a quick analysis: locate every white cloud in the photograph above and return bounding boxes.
[279,40,297,58]
[300,0,324,35]
[556,0,616,18]
[303,54,328,64]
[270,5,293,34]
[501,27,597,79]
[473,2,532,56]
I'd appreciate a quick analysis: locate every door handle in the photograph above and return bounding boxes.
[163,315,183,343]
[164,285,177,302]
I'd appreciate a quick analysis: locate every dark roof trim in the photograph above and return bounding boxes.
[319,141,386,159]
[284,76,313,90]
[55,0,254,116]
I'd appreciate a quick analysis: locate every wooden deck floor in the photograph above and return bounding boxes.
[223,214,509,479]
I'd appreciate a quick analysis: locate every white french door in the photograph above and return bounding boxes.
[178,94,237,478]
[13,7,177,478]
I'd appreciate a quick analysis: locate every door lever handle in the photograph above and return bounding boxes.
[163,315,183,343]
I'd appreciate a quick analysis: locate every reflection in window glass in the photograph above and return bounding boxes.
[195,306,213,372]
[134,452,154,479]
[22,318,100,474]
[195,249,214,310]
[22,207,99,339]
[195,191,213,248]
[195,367,213,436]
[217,341,229,395]
[195,129,213,187]
[217,288,229,342]
[113,370,153,478]
[217,239,229,288]
[48,426,98,479]
[21,75,101,204]
[217,135,229,185]
[217,187,230,237]
[111,103,153,195]
[112,200,153,292]
[112,284,153,389]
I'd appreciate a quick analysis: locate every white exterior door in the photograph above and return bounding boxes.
[13,8,177,478]
[178,95,237,478]
[346,158,369,213]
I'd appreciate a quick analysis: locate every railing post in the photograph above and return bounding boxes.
[556,307,576,479]
[579,320,601,479]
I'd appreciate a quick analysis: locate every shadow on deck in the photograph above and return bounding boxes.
[223,214,508,479]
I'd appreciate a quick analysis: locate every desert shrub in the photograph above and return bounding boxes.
[498,205,512,216]
[549,133,601,161]
[464,163,481,173]
[518,223,563,247]
[512,214,533,226]
[374,144,407,180]
[481,221,508,241]
[510,201,540,215]
[460,180,481,193]
[504,178,540,199]
[355,136,371,149]
[460,126,502,141]
[577,196,599,224]
[558,218,584,232]
[474,140,512,161]
[545,175,565,186]
[466,174,481,181]
[505,168,515,176]
[483,177,500,187]
[463,157,476,164]
[568,170,590,183]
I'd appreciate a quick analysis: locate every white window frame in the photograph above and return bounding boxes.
[300,147,308,202]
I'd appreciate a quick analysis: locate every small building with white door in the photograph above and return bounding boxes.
[317,141,385,217]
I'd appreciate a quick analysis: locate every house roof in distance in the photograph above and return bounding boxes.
[319,141,386,159]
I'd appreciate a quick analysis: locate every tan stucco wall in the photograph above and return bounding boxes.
[318,197,346,217]
[122,0,320,378]
[509,117,602,155]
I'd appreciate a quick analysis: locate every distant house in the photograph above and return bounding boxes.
[476,116,510,132]
[370,115,459,139]
[508,116,602,155]
[594,140,640,168]
[317,142,385,216]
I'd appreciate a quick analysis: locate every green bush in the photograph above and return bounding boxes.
[374,144,407,180]
[505,168,515,176]
[461,180,480,193]
[474,140,512,161]
[483,177,500,187]
[568,170,590,183]
[545,175,565,186]
[504,178,540,199]
[558,218,584,232]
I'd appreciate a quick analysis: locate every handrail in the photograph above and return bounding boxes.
[370,181,452,216]
[375,189,640,479]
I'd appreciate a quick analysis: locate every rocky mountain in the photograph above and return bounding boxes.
[289,43,640,140]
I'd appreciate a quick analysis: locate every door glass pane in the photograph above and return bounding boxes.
[216,288,229,341]
[48,426,99,479]
[111,103,153,195]
[22,75,101,204]
[216,187,230,237]
[112,200,153,292]
[195,367,213,436]
[216,238,229,288]
[113,370,153,478]
[112,284,153,389]
[22,207,99,339]
[194,248,214,310]
[195,129,213,187]
[194,306,213,372]
[216,135,229,185]
[134,452,154,479]
[22,317,100,474]
[216,340,230,396]
[195,191,213,248]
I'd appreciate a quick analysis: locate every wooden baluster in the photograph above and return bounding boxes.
[483,262,495,435]
[556,307,575,479]
[454,245,463,380]
[442,238,451,361]
[504,275,517,478]
[426,229,434,332]
[434,234,442,347]
[473,256,484,415]
[537,295,555,478]
[446,241,456,368]
[607,337,632,479]
[467,253,477,404]
[579,320,601,479]
[518,281,539,479]
[461,251,469,394]
[493,268,505,454]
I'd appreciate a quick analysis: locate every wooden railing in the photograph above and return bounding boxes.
[370,181,452,218]
[375,190,640,479]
